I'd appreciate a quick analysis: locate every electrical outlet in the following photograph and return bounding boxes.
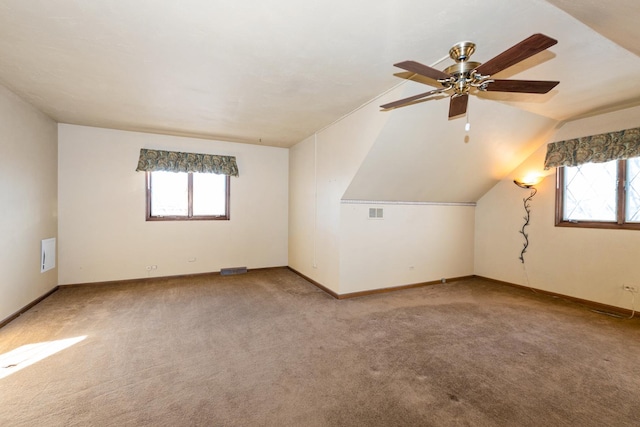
[146,266,152,271]
[622,285,638,293]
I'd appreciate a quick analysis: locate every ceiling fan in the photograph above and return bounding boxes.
[381,33,559,119]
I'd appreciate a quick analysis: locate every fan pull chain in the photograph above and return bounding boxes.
[465,110,470,132]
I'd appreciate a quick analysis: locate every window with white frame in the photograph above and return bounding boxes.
[146,171,230,221]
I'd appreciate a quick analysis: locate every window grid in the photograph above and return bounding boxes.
[563,161,617,222]
[626,158,640,223]
[556,159,640,230]
[146,171,230,221]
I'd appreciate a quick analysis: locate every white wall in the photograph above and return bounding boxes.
[289,88,397,293]
[340,203,475,294]
[0,84,58,321]
[58,125,288,285]
[289,84,476,294]
[288,136,318,281]
[475,105,640,310]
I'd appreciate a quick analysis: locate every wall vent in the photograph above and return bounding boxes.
[368,208,383,219]
[220,266,248,276]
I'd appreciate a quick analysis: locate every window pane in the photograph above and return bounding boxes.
[564,161,617,221]
[150,171,188,216]
[626,157,640,223]
[193,173,226,216]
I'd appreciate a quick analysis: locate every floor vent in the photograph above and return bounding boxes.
[220,267,248,276]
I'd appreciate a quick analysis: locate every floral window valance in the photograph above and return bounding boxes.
[544,127,640,170]
[135,148,239,176]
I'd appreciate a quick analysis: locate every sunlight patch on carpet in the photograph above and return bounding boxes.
[0,336,86,379]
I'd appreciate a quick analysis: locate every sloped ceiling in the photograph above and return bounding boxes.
[342,96,557,203]
[0,1,639,202]
[545,0,640,58]
[344,1,640,202]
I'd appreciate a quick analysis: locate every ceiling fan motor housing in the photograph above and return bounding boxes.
[449,41,476,62]
[443,61,481,77]
[443,42,483,94]
[442,61,481,94]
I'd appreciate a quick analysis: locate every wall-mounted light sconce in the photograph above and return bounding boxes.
[514,175,542,263]
[514,174,543,188]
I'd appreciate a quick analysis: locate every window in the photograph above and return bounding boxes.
[146,171,230,221]
[556,158,640,229]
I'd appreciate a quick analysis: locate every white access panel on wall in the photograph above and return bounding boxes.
[41,238,56,273]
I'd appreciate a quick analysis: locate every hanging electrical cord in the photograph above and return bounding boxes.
[465,108,470,132]
[521,261,539,294]
[589,288,635,319]
[313,133,318,269]
[628,292,636,319]
[512,179,635,320]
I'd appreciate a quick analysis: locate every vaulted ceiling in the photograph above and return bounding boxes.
[1,1,639,202]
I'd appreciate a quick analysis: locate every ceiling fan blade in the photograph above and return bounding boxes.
[393,71,443,88]
[394,60,451,81]
[448,94,468,118]
[483,79,559,93]
[474,34,557,76]
[381,88,447,110]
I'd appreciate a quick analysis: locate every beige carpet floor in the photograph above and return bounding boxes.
[1,268,639,426]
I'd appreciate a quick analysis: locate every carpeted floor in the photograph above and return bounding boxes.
[1,268,639,426]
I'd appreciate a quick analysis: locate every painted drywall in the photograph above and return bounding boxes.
[343,93,558,203]
[289,84,477,294]
[288,136,318,281]
[58,125,288,285]
[289,86,401,292]
[475,105,640,311]
[339,203,475,294]
[0,84,58,321]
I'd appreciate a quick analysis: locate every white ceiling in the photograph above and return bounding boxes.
[545,0,640,58]
[0,0,639,150]
[1,0,640,203]
[343,0,640,202]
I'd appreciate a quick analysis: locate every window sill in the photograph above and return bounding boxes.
[146,216,229,221]
[555,220,640,231]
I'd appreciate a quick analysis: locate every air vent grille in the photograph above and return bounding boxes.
[369,208,383,219]
[220,267,247,276]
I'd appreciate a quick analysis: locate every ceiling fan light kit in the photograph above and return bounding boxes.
[381,34,559,119]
